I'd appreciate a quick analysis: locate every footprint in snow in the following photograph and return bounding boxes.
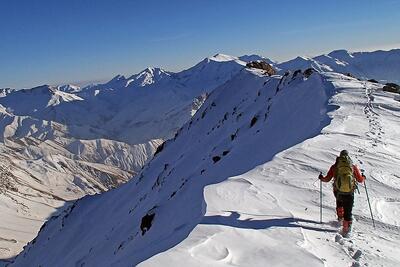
[335,234,345,245]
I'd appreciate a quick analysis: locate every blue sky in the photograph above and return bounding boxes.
[0,0,399,88]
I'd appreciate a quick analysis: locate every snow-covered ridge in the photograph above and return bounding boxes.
[277,49,400,83]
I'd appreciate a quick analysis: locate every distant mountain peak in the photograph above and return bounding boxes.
[126,67,170,87]
[327,49,353,58]
[295,56,312,61]
[141,67,168,75]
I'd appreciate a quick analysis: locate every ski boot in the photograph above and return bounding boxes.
[341,220,352,237]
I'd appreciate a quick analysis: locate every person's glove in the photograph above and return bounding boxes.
[362,173,366,179]
[318,173,324,180]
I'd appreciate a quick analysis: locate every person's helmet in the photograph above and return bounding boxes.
[340,150,349,157]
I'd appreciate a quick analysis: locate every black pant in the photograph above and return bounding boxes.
[334,191,354,221]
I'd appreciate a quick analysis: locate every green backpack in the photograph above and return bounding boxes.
[335,155,355,194]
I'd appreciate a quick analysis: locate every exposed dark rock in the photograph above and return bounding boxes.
[383,83,400,93]
[292,69,302,79]
[212,156,221,163]
[154,142,165,156]
[304,68,314,78]
[387,83,400,88]
[246,61,276,76]
[368,79,379,83]
[250,116,258,127]
[276,72,290,93]
[173,131,179,141]
[231,129,238,141]
[140,212,156,235]
[222,150,230,156]
[345,72,355,78]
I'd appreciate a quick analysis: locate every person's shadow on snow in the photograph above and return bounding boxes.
[201,211,336,233]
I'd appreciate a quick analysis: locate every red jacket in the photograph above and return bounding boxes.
[321,164,365,183]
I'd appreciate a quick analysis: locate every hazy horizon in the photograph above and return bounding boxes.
[1,0,399,89]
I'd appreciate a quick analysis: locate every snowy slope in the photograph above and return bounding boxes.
[173,54,247,96]
[11,68,400,266]
[0,56,247,261]
[277,49,400,83]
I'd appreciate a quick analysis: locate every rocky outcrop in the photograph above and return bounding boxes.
[383,83,400,93]
[304,68,315,78]
[246,61,276,76]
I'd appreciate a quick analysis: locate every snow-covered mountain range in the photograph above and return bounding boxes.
[1,49,400,266]
[276,49,400,83]
[0,54,250,261]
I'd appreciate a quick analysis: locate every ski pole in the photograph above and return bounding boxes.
[319,172,323,223]
[364,178,376,229]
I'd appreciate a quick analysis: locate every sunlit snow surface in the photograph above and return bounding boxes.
[10,69,400,267]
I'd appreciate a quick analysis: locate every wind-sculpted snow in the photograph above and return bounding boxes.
[277,49,400,83]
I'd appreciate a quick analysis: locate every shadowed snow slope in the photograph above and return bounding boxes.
[277,49,400,83]
[12,69,400,267]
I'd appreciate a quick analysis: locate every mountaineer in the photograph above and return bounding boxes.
[319,150,365,236]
